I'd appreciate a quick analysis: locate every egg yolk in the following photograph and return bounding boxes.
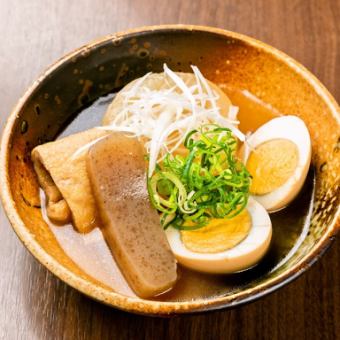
[181,210,251,253]
[246,139,298,195]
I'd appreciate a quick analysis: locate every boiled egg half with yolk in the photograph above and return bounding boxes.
[243,115,311,212]
[165,198,272,274]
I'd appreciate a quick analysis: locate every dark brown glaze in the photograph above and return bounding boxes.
[86,133,177,298]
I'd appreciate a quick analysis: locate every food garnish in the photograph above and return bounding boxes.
[148,124,251,230]
[101,64,244,176]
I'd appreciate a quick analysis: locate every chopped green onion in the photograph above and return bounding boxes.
[148,124,251,230]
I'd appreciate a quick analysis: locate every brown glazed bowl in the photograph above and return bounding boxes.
[0,25,339,316]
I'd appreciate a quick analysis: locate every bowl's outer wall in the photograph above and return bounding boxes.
[2,27,340,315]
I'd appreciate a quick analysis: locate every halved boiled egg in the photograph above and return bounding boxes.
[165,198,272,274]
[243,115,311,212]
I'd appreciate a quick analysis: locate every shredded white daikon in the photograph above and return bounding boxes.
[102,64,245,176]
[71,135,108,160]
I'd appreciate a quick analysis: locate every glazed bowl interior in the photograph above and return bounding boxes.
[1,25,339,315]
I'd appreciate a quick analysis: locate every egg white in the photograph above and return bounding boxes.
[165,198,272,274]
[243,115,311,212]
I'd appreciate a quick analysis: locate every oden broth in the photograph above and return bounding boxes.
[43,86,315,301]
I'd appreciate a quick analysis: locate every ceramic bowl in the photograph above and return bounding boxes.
[0,25,339,315]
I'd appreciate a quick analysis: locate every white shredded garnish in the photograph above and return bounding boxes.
[101,64,245,176]
[71,135,108,160]
[242,131,256,164]
[228,105,240,122]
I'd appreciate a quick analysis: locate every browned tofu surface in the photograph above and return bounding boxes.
[86,133,177,298]
[31,128,109,232]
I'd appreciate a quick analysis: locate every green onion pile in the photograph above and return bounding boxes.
[147,124,251,230]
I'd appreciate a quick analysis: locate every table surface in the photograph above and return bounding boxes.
[0,0,339,339]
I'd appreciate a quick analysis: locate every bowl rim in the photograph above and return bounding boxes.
[0,24,339,315]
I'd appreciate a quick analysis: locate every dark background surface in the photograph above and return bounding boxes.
[0,1,339,339]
